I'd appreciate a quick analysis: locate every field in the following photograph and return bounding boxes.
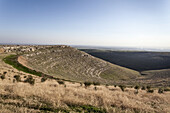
[81,49,170,86]
[0,53,170,113]
[0,46,170,113]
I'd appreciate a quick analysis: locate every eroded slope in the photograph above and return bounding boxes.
[18,46,140,83]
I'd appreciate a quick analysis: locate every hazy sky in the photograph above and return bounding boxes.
[0,0,170,48]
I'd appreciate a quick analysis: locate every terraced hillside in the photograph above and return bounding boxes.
[18,46,140,83]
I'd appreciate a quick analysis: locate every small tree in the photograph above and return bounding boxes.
[158,88,164,94]
[94,86,97,91]
[141,86,146,90]
[146,86,151,90]
[84,82,92,87]
[134,85,140,90]
[14,75,21,82]
[57,80,64,85]
[147,89,154,93]
[41,77,47,82]
[134,85,140,94]
[3,72,7,75]
[0,75,5,80]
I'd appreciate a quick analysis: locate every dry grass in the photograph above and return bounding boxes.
[0,80,170,113]
[0,53,170,113]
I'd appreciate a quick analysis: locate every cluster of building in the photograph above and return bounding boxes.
[0,45,36,53]
[0,45,70,54]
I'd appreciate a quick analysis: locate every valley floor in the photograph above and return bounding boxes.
[0,53,170,113]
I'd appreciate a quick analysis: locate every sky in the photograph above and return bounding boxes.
[0,0,170,48]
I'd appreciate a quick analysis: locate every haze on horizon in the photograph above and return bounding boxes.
[0,0,170,48]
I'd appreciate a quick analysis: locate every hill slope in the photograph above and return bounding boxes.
[81,49,170,71]
[18,46,140,83]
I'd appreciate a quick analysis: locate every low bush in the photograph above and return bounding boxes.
[94,86,97,90]
[158,88,164,94]
[84,82,92,87]
[24,75,35,85]
[57,80,64,85]
[3,71,7,75]
[141,86,146,90]
[119,85,126,92]
[164,88,170,92]
[93,82,100,86]
[0,75,5,80]
[14,75,21,82]
[147,89,154,93]
[105,84,109,87]
[146,86,151,90]
[134,85,140,90]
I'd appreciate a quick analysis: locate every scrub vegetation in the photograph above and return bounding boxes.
[0,45,170,113]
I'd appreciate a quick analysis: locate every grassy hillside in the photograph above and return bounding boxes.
[18,46,140,83]
[1,50,170,113]
[82,49,170,71]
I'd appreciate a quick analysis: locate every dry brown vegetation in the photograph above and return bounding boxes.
[0,53,170,113]
[1,81,170,113]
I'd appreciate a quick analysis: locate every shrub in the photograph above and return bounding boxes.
[147,89,154,93]
[0,75,5,80]
[24,75,35,85]
[119,85,126,92]
[41,77,47,82]
[134,85,140,90]
[84,82,92,87]
[94,86,97,90]
[164,88,170,92]
[57,80,64,85]
[141,86,146,90]
[158,88,164,94]
[146,86,151,90]
[14,75,21,82]
[105,84,109,87]
[134,85,140,94]
[93,82,100,86]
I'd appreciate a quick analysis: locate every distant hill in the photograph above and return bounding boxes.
[18,46,140,83]
[81,49,170,72]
